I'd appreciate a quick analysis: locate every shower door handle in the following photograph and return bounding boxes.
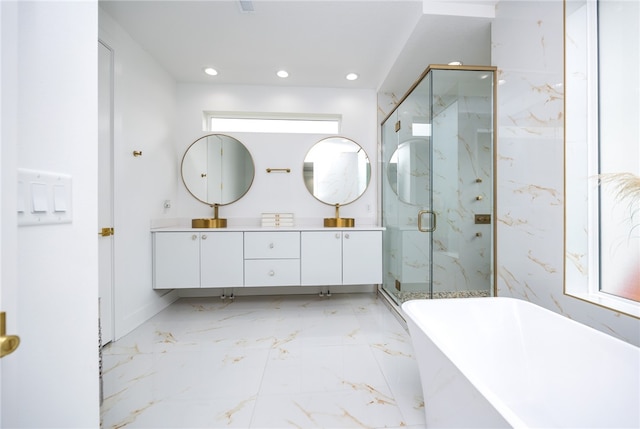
[417,210,436,232]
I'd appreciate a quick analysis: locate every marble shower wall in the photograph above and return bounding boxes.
[378,0,638,345]
[492,0,638,345]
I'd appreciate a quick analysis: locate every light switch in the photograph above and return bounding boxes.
[53,184,67,212]
[31,182,48,213]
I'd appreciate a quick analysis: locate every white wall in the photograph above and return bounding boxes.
[492,0,639,345]
[175,83,379,226]
[99,10,180,340]
[1,1,99,426]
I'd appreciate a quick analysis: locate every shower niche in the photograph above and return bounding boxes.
[381,65,496,303]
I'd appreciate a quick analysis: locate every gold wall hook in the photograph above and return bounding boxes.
[132,150,142,157]
[0,312,20,358]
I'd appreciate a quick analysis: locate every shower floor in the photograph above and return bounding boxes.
[392,289,491,303]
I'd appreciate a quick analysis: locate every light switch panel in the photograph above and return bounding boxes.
[18,169,72,226]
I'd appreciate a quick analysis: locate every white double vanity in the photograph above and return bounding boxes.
[153,134,382,291]
[152,227,383,289]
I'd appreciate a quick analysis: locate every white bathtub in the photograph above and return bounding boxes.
[402,297,640,428]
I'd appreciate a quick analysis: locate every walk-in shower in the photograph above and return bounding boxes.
[381,65,496,304]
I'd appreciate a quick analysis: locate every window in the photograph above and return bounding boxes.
[565,0,640,317]
[205,112,341,134]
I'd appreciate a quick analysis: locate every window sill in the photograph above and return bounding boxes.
[566,291,640,319]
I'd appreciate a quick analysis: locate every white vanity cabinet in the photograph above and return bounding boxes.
[152,231,243,289]
[244,231,300,286]
[152,227,383,289]
[301,230,382,285]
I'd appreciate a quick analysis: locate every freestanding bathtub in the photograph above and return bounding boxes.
[402,297,640,428]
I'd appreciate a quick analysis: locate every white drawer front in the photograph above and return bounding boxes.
[244,259,300,286]
[244,231,300,259]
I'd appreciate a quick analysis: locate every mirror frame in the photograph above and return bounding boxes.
[181,133,255,206]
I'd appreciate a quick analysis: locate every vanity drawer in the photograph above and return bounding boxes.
[244,259,300,286]
[244,231,300,259]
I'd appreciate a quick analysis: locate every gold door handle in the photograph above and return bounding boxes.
[0,312,20,358]
[99,227,114,237]
[417,210,436,232]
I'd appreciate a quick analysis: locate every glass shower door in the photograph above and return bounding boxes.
[429,69,494,298]
[381,66,495,304]
[382,75,433,303]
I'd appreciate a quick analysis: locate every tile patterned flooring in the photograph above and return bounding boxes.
[101,293,427,428]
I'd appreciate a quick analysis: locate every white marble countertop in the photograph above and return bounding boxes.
[151,225,385,232]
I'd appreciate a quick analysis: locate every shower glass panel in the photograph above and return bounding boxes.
[381,66,496,304]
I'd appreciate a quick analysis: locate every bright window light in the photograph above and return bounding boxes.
[412,123,432,137]
[207,113,341,134]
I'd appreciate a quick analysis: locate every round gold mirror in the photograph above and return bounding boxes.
[181,134,255,227]
[303,136,371,226]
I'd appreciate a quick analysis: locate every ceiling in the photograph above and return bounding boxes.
[99,0,496,97]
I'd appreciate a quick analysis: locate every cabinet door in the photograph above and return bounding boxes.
[153,232,200,289]
[301,231,342,286]
[342,231,382,285]
[200,232,244,288]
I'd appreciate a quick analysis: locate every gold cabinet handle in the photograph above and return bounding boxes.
[99,227,114,237]
[0,312,20,358]
[417,210,436,232]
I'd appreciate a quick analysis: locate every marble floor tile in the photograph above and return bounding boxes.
[101,293,427,428]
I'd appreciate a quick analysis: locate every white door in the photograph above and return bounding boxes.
[99,40,115,344]
[1,2,100,427]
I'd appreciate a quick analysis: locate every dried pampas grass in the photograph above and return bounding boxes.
[598,173,640,205]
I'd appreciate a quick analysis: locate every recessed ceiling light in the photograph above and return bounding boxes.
[448,61,463,66]
[277,70,289,78]
[346,73,359,81]
[203,67,218,76]
[238,0,254,12]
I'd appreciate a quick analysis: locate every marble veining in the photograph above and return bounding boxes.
[101,293,426,428]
